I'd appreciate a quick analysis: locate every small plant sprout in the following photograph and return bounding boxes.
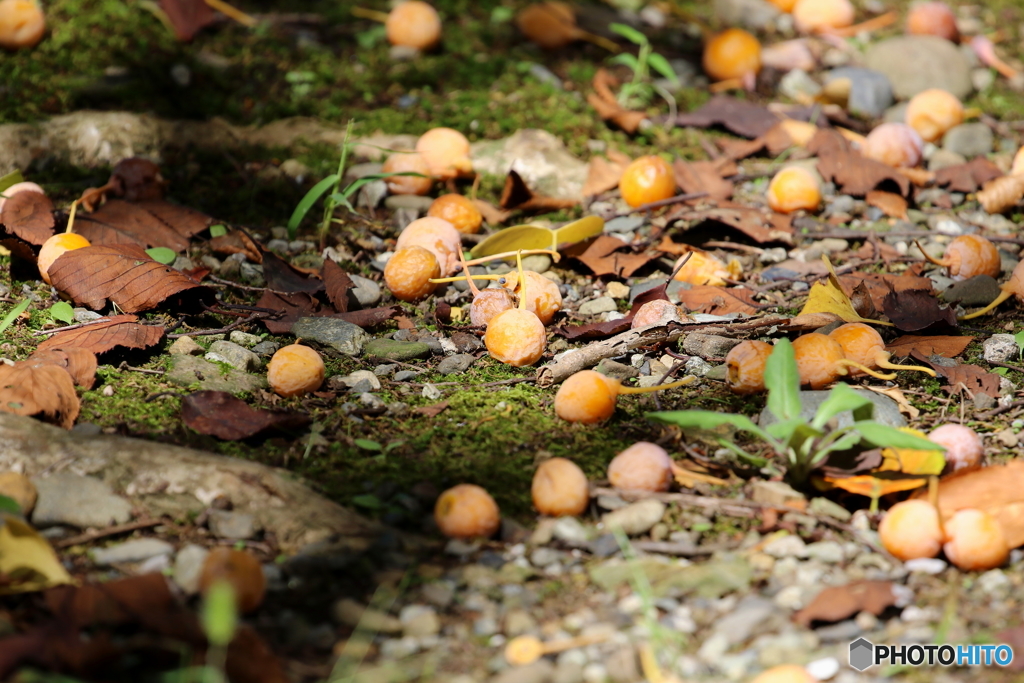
[914,235,1000,281]
[649,339,944,484]
[606,22,678,110]
[827,323,936,378]
[484,251,547,366]
[554,370,696,424]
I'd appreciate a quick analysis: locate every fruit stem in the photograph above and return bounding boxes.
[914,239,949,268]
[462,249,560,268]
[575,30,620,53]
[428,274,507,284]
[516,250,528,311]
[203,0,258,27]
[351,6,390,23]
[618,375,697,395]
[959,287,1014,320]
[928,475,946,540]
[65,199,80,234]
[823,10,897,37]
[836,360,896,381]
[875,354,937,377]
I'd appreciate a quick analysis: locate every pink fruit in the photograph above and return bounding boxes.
[930,424,983,474]
[532,458,590,517]
[607,442,673,492]
[861,123,924,168]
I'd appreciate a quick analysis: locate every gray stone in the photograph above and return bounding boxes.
[252,340,280,356]
[267,238,289,254]
[364,338,431,361]
[399,604,441,638]
[240,262,264,285]
[169,336,204,356]
[759,389,906,429]
[349,274,382,308]
[173,544,209,594]
[825,67,894,119]
[751,481,806,508]
[605,645,639,683]
[940,275,1002,307]
[983,334,1019,364]
[421,581,455,608]
[332,598,402,633]
[601,499,666,536]
[779,70,821,101]
[552,516,592,546]
[384,194,434,212]
[864,36,972,100]
[166,355,267,393]
[339,370,382,391]
[682,333,743,359]
[207,509,257,539]
[489,659,554,683]
[73,309,103,323]
[393,370,422,382]
[229,331,262,347]
[763,534,807,559]
[521,254,552,273]
[206,340,261,372]
[927,149,967,171]
[710,595,776,646]
[808,497,852,522]
[942,123,993,158]
[344,162,383,182]
[91,538,173,565]
[471,129,587,201]
[32,473,132,528]
[291,317,368,356]
[594,359,639,381]
[713,0,779,30]
[437,354,476,375]
[578,297,617,316]
[605,216,645,234]
[805,540,845,563]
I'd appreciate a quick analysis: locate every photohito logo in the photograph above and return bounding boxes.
[848,638,1014,671]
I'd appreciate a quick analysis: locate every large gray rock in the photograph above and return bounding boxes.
[32,473,132,528]
[759,388,906,428]
[864,36,972,100]
[166,354,267,393]
[206,340,261,372]
[471,129,587,200]
[825,67,894,119]
[291,317,368,356]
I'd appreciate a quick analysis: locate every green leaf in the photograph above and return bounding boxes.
[145,247,176,265]
[648,410,772,443]
[992,367,1010,376]
[811,383,874,431]
[48,301,74,324]
[341,172,426,199]
[856,423,945,451]
[354,438,382,451]
[0,494,21,515]
[201,579,238,648]
[0,299,31,336]
[287,173,339,239]
[491,6,514,22]
[1015,330,1024,359]
[355,24,386,49]
[352,494,383,510]
[383,440,405,453]
[209,224,227,238]
[608,23,647,46]
[810,430,863,466]
[0,170,25,196]
[609,53,641,71]
[647,53,678,83]
[765,417,819,443]
[764,339,801,422]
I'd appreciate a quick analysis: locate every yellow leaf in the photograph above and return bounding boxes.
[0,514,74,594]
[798,256,893,326]
[470,216,604,259]
[880,428,945,476]
[825,474,927,499]
[551,215,605,247]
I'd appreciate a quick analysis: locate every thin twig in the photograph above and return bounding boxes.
[988,360,1024,374]
[33,318,111,336]
[117,361,165,376]
[611,192,708,218]
[54,518,164,549]
[167,311,277,338]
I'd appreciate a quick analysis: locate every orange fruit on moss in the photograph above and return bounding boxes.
[532,457,590,517]
[766,166,821,214]
[702,28,761,82]
[619,155,675,208]
[427,194,482,234]
[485,308,546,367]
[385,1,441,51]
[0,0,45,51]
[198,547,267,614]
[267,343,325,397]
[38,232,90,285]
[434,483,500,538]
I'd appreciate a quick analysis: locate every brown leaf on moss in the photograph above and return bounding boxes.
[182,391,311,440]
[865,190,908,220]
[36,314,165,355]
[158,0,217,41]
[1,191,55,245]
[793,580,898,627]
[414,401,450,417]
[75,200,211,252]
[0,362,79,429]
[564,235,654,277]
[322,258,355,313]
[673,159,734,201]
[677,285,759,316]
[588,69,648,134]
[886,335,974,359]
[208,230,262,264]
[910,352,1000,397]
[261,249,324,294]
[48,244,208,312]
[582,155,629,197]
[672,95,780,139]
[934,157,1003,193]
[27,348,97,389]
[500,170,578,212]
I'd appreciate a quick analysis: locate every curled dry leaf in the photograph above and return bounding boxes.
[677,285,759,316]
[885,335,974,359]
[977,174,1024,214]
[673,159,735,201]
[182,391,311,440]
[75,200,211,252]
[1,191,55,245]
[27,347,97,388]
[909,351,1000,397]
[565,235,655,278]
[37,314,165,354]
[881,287,957,333]
[0,361,79,429]
[667,203,794,245]
[865,190,908,221]
[839,272,934,312]
[472,198,513,225]
[158,0,217,41]
[48,244,208,313]
[209,230,262,263]
[588,69,648,134]
[582,155,629,197]
[934,157,1003,193]
[500,169,578,212]
[322,258,355,313]
[262,249,324,294]
[793,580,899,627]
[672,96,781,139]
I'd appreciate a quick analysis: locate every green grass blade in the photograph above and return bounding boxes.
[287,173,339,238]
[0,299,31,336]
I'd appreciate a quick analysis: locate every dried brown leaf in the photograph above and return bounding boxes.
[1,191,55,245]
[839,272,933,312]
[27,348,97,389]
[0,362,79,429]
[48,244,207,313]
[75,199,211,252]
[158,0,217,41]
[793,580,898,627]
[565,235,654,277]
[673,160,733,201]
[865,190,908,220]
[910,352,1000,397]
[36,315,165,354]
[881,287,957,333]
[677,286,759,316]
[672,96,781,139]
[414,401,450,417]
[261,249,324,294]
[589,69,649,134]
[472,199,513,225]
[322,258,355,313]
[209,230,262,264]
[934,157,1003,193]
[182,391,311,440]
[582,155,628,197]
[885,335,974,359]
[977,174,1024,214]
[668,203,794,244]
[500,170,578,212]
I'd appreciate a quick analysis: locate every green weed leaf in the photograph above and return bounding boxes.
[0,170,25,195]
[811,383,873,431]
[209,224,227,238]
[646,53,678,83]
[145,247,176,265]
[609,53,640,70]
[0,299,31,336]
[201,580,238,648]
[48,301,74,324]
[648,410,771,443]
[0,494,21,515]
[608,23,647,46]
[354,439,382,451]
[764,339,801,422]
[856,423,945,451]
[287,173,339,238]
[352,494,383,510]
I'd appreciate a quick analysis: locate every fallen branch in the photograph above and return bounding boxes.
[53,518,164,549]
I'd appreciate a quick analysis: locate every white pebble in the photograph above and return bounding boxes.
[806,657,840,681]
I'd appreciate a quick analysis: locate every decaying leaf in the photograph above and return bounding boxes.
[798,257,891,326]
[158,0,217,41]
[673,159,734,201]
[469,215,604,260]
[500,169,578,212]
[27,347,97,388]
[823,428,943,500]
[0,361,79,429]
[885,335,974,359]
[588,69,648,134]
[565,235,655,278]
[716,122,795,160]
[75,199,211,252]
[672,95,781,139]
[793,580,899,627]
[0,191,55,245]
[48,244,208,313]
[977,174,1024,214]
[257,290,402,334]
[910,351,1000,397]
[0,514,73,594]
[809,130,910,197]
[667,203,794,244]
[209,230,262,264]
[861,386,920,419]
[865,190,908,220]
[676,285,759,316]
[582,154,629,197]
[322,258,355,313]
[261,249,324,294]
[934,157,1003,193]
[37,314,165,354]
[881,287,957,333]
[182,391,311,440]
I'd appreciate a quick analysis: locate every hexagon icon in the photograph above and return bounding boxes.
[849,638,874,671]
